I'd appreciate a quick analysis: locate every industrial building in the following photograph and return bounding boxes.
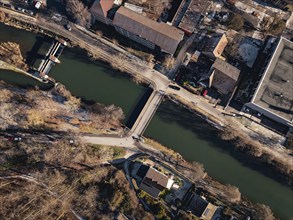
[245,37,293,127]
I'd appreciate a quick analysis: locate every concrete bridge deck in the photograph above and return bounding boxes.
[130,90,164,137]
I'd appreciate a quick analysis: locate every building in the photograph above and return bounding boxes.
[90,0,115,24]
[252,0,293,11]
[139,166,174,198]
[112,6,184,54]
[186,193,218,220]
[202,34,228,59]
[177,0,210,35]
[207,58,240,95]
[245,37,293,127]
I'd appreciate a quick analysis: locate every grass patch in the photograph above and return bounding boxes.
[145,138,178,157]
[89,144,126,159]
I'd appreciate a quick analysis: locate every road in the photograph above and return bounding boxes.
[166,86,227,126]
[2,6,227,142]
[80,135,136,148]
[130,90,164,136]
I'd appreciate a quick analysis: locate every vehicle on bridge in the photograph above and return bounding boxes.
[168,85,180,91]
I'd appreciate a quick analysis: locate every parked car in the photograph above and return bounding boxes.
[64,24,72,31]
[168,85,180,91]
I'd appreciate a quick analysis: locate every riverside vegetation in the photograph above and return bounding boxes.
[0,81,124,133]
[139,139,275,220]
[0,42,28,71]
[0,138,153,220]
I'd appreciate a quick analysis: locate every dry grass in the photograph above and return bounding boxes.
[145,138,178,156]
[26,109,46,128]
[0,136,151,219]
[0,81,124,133]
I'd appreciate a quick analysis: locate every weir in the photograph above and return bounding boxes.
[37,39,66,76]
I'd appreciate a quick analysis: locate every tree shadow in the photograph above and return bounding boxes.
[149,100,292,187]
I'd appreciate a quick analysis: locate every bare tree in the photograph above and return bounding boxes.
[254,204,276,220]
[220,184,241,203]
[65,0,92,28]
[162,54,175,70]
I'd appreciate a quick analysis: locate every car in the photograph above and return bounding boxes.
[168,85,180,91]
[13,137,22,142]
[28,10,35,16]
[64,24,72,31]
[6,136,22,142]
[52,13,62,22]
[3,3,12,8]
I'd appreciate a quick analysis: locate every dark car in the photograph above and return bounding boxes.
[64,24,72,31]
[168,85,180,91]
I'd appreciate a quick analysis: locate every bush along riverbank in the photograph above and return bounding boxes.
[0,81,125,134]
[166,95,293,187]
[138,139,277,220]
[2,12,292,186]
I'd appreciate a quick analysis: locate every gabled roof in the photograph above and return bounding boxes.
[90,0,115,18]
[139,167,170,198]
[113,6,184,54]
[212,58,240,81]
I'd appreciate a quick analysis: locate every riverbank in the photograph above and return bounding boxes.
[0,81,124,134]
[137,138,276,220]
[1,11,292,183]
[1,8,290,217]
[166,94,293,186]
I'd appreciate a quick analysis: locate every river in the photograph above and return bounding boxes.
[145,101,293,219]
[0,23,147,121]
[1,23,292,219]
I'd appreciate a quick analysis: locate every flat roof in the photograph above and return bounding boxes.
[251,37,293,123]
[178,0,211,33]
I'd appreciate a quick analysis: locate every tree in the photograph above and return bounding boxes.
[0,10,6,22]
[254,204,275,220]
[268,19,286,36]
[189,162,205,181]
[220,184,241,203]
[65,0,92,28]
[145,54,155,63]
[162,54,175,70]
[228,14,244,31]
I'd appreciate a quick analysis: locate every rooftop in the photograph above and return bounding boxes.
[139,167,170,198]
[203,34,228,57]
[178,0,211,33]
[187,194,208,217]
[186,193,217,220]
[212,58,240,81]
[113,6,184,54]
[251,37,293,123]
[90,0,115,18]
